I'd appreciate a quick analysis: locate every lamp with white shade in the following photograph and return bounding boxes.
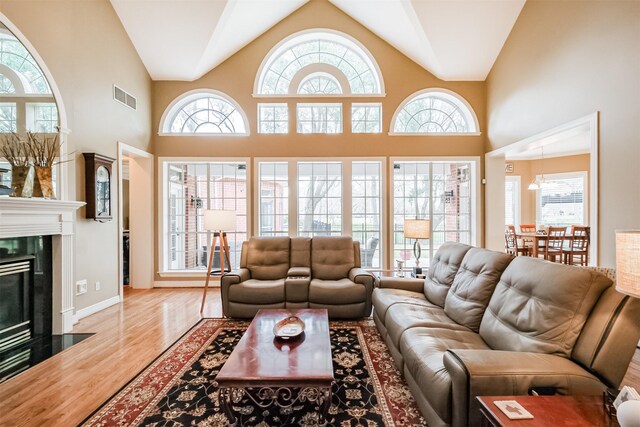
[614,230,640,427]
[404,218,430,277]
[200,209,236,313]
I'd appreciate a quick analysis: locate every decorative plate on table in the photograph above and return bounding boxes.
[273,316,305,339]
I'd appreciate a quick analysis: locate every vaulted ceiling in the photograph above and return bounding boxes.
[110,0,526,82]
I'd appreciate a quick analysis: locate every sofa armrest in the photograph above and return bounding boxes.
[443,349,606,427]
[220,268,250,286]
[377,277,424,293]
[287,266,310,277]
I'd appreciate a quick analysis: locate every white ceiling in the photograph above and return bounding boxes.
[110,0,526,82]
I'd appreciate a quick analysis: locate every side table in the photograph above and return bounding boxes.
[477,395,618,427]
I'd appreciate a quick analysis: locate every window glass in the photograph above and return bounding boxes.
[258,103,288,134]
[298,72,342,95]
[0,102,16,132]
[297,103,342,134]
[392,91,476,134]
[165,93,247,134]
[393,161,473,265]
[27,102,58,133]
[505,176,520,226]
[536,173,586,227]
[352,103,381,133]
[298,161,342,236]
[0,30,51,94]
[259,162,289,235]
[352,161,382,267]
[165,161,247,271]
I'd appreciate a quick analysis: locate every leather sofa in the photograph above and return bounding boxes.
[373,242,640,427]
[221,236,375,318]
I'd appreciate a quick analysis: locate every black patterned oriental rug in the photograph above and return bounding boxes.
[82,319,426,426]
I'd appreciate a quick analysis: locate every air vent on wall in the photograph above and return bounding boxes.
[113,85,137,111]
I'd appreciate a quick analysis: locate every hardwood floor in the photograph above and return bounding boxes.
[0,287,222,427]
[0,288,638,426]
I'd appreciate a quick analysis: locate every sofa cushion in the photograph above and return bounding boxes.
[246,237,290,280]
[424,242,472,307]
[372,288,437,323]
[228,279,285,304]
[309,278,364,305]
[479,257,612,357]
[311,236,355,280]
[386,303,471,348]
[444,248,513,332]
[290,237,311,267]
[400,327,490,424]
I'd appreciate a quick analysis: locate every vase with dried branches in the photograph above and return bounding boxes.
[0,133,32,197]
[26,132,61,199]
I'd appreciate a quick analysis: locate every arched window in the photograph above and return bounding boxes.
[0,30,50,94]
[297,72,342,95]
[160,90,249,135]
[255,30,384,96]
[391,89,479,134]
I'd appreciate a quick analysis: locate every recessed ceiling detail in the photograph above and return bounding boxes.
[110,0,525,82]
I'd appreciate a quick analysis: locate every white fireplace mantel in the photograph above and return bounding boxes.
[0,197,85,333]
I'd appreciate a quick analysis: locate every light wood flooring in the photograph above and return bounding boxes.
[0,288,638,426]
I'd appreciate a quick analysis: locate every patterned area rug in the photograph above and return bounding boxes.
[82,319,426,426]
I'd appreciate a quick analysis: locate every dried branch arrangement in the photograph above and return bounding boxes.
[0,132,30,167]
[26,132,61,167]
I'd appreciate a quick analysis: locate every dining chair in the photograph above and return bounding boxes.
[563,225,590,266]
[543,226,566,262]
[505,225,530,256]
[519,224,541,254]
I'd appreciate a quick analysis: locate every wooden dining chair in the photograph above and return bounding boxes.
[519,224,540,254]
[505,225,530,256]
[543,226,566,262]
[563,225,590,266]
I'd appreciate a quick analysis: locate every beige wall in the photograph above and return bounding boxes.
[508,154,590,225]
[0,0,152,309]
[152,0,486,281]
[487,0,640,266]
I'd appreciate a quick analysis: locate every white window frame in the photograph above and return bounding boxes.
[535,171,588,228]
[157,156,252,277]
[257,102,289,134]
[158,89,250,136]
[253,157,388,267]
[351,102,382,134]
[389,157,481,267]
[505,176,521,227]
[389,88,481,136]
[296,103,343,134]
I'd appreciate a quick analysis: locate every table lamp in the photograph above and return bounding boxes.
[615,230,640,427]
[404,218,430,277]
[200,209,236,313]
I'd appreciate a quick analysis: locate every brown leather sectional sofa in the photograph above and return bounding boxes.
[221,235,375,318]
[373,242,640,427]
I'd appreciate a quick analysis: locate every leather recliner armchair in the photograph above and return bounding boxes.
[221,235,374,318]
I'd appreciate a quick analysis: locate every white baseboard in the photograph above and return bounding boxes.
[154,280,220,288]
[73,295,121,323]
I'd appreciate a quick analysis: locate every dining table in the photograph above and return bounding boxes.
[515,232,576,258]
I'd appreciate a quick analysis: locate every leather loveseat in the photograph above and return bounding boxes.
[373,242,640,427]
[221,236,375,318]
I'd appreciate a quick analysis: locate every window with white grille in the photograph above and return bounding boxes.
[505,176,520,226]
[352,103,381,133]
[258,162,289,236]
[258,103,288,134]
[297,103,342,134]
[536,172,587,227]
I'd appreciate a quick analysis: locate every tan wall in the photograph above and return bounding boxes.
[152,0,486,281]
[508,154,590,225]
[0,0,152,309]
[486,0,640,266]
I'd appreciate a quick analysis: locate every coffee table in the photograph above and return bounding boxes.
[216,309,334,425]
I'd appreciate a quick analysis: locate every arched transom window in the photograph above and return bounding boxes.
[0,30,51,95]
[161,90,249,135]
[256,30,384,96]
[391,89,478,134]
[297,72,342,95]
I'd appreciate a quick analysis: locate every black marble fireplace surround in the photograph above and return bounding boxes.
[0,236,91,382]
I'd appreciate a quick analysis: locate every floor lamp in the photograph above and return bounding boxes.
[404,218,430,277]
[200,209,236,314]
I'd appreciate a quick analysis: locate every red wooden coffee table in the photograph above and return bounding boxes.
[216,309,334,425]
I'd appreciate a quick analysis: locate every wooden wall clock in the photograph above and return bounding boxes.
[83,153,116,222]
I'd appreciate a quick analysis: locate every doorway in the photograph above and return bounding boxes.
[485,113,598,265]
[118,143,154,296]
